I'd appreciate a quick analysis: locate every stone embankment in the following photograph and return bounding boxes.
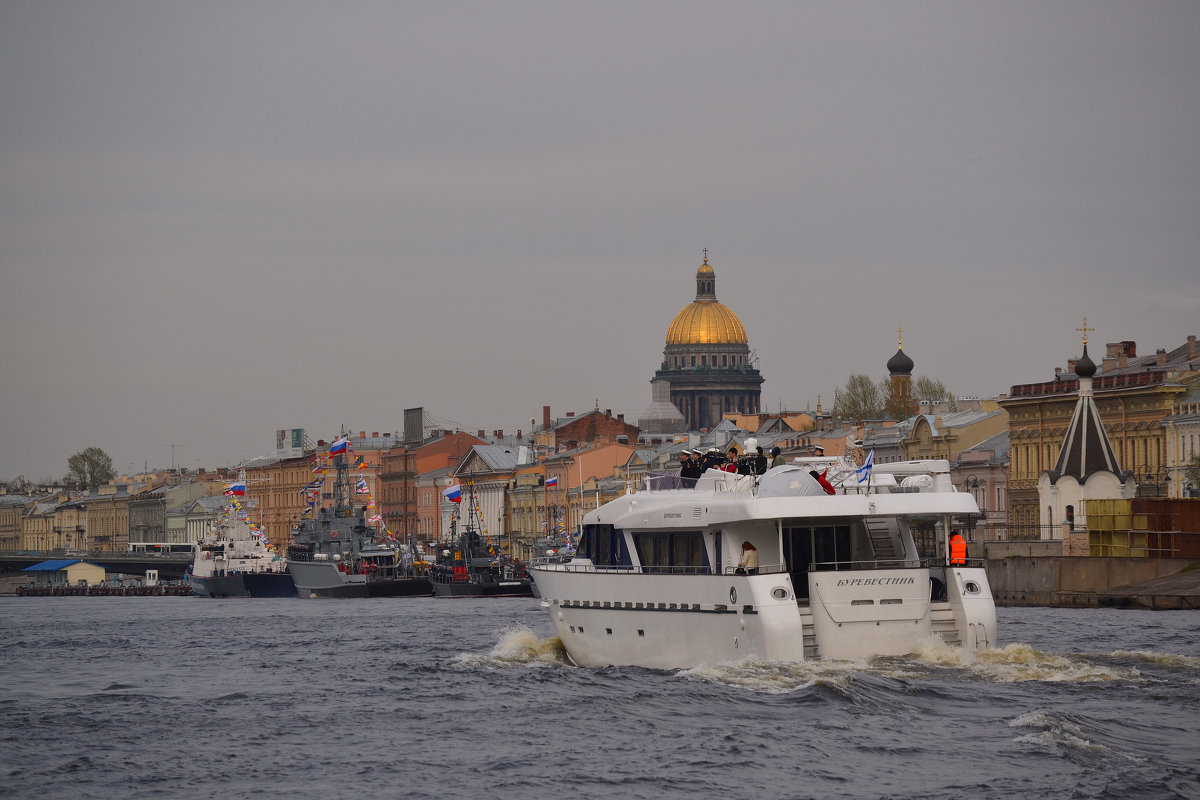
[984,540,1200,610]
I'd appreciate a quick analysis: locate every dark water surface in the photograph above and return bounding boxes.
[2,597,1197,800]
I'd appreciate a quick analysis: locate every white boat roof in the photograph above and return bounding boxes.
[586,459,979,529]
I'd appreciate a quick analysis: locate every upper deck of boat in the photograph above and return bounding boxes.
[590,458,980,524]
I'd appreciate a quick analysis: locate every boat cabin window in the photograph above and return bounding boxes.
[783,523,852,599]
[633,532,709,573]
[578,524,632,568]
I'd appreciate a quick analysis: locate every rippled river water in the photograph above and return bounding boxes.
[2,597,1197,800]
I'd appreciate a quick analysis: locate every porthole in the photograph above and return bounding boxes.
[729,587,737,604]
[771,587,790,600]
[965,581,981,595]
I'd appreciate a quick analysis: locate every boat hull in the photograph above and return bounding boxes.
[242,572,297,598]
[531,564,997,669]
[288,559,434,599]
[188,573,247,598]
[432,578,535,598]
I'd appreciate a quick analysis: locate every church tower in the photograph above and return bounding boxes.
[885,328,917,419]
[644,253,764,431]
[1036,322,1135,540]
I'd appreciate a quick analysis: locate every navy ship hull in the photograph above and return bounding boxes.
[188,572,247,598]
[431,578,534,598]
[242,572,297,598]
[289,559,433,599]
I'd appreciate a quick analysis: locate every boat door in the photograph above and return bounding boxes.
[782,524,813,600]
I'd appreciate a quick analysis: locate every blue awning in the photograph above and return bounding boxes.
[23,559,98,572]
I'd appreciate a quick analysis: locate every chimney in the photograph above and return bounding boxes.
[1157,348,1167,367]
[617,414,624,422]
[1189,335,1197,360]
[360,431,366,439]
[605,409,611,417]
[566,411,574,417]
[478,430,485,438]
[372,432,378,438]
[543,406,551,429]
[517,429,522,440]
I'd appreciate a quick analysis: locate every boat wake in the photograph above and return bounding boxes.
[456,626,571,668]
[671,641,1151,692]
[677,657,860,695]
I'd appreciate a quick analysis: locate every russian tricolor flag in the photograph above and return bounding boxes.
[330,436,350,455]
[225,482,246,496]
[442,484,463,503]
[545,476,558,487]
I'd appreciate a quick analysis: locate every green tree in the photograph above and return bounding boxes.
[66,446,115,487]
[833,374,884,421]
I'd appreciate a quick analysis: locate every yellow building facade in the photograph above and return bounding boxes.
[1000,337,1199,538]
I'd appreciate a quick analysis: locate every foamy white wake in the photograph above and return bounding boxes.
[455,625,570,668]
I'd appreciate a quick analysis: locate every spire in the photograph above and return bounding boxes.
[1074,318,1096,378]
[1053,326,1121,480]
[887,327,914,376]
[695,250,716,300]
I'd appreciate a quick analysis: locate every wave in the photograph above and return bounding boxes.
[454,626,571,668]
[1108,649,1200,670]
[676,656,860,695]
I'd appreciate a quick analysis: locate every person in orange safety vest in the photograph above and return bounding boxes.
[949,533,967,565]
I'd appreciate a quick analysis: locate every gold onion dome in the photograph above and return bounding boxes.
[665,255,748,345]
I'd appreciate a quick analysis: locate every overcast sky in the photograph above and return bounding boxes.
[2,1,1198,481]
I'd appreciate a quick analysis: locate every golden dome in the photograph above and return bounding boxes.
[666,300,748,345]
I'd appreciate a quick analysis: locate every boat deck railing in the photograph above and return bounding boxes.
[641,460,956,496]
[534,558,983,575]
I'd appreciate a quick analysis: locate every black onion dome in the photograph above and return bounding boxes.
[1075,343,1096,378]
[887,347,914,376]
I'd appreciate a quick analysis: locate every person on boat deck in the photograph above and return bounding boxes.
[950,533,967,565]
[680,450,701,488]
[722,447,740,473]
[770,446,785,468]
[752,446,769,475]
[736,541,759,574]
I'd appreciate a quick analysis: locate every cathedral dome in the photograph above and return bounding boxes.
[666,302,748,345]
[887,347,914,376]
[664,255,748,345]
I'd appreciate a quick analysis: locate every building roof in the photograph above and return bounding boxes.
[1050,383,1123,482]
[23,559,102,572]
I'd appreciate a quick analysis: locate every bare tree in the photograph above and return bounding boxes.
[66,447,115,487]
[914,376,951,405]
[833,374,883,421]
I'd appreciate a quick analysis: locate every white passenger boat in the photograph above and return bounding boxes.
[530,458,996,668]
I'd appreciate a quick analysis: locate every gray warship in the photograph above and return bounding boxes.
[286,440,433,599]
[429,482,533,598]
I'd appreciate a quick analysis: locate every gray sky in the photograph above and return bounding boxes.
[2,1,1198,481]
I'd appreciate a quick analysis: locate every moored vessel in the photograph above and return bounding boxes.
[188,488,295,598]
[430,482,533,598]
[287,437,434,599]
[530,455,997,668]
